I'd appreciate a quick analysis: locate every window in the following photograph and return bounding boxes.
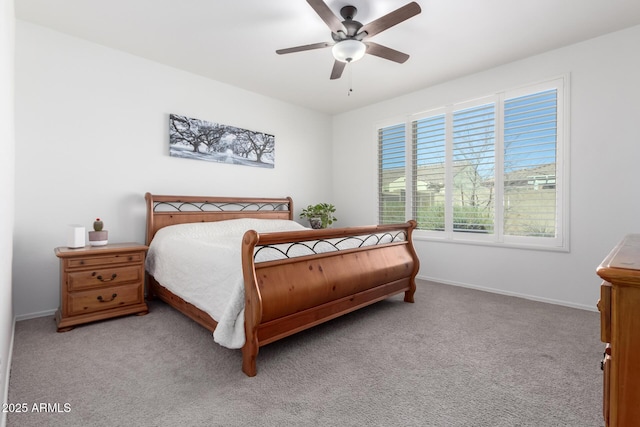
[378,123,406,224]
[378,77,568,250]
[412,113,446,230]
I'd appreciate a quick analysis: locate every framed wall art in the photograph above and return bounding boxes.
[169,114,275,168]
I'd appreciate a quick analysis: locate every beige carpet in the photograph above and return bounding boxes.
[7,280,604,426]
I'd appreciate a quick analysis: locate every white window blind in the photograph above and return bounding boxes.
[452,103,495,233]
[378,76,568,250]
[378,123,406,224]
[503,89,558,238]
[412,114,446,230]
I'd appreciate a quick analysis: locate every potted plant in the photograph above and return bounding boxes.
[300,203,337,229]
[88,218,108,246]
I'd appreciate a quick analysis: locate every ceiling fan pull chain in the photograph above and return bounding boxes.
[348,65,353,96]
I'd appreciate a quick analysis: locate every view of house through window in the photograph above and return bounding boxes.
[378,77,566,249]
[378,123,406,223]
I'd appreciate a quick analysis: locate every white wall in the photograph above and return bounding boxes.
[13,21,333,318]
[0,0,15,420]
[333,25,640,310]
[13,18,640,318]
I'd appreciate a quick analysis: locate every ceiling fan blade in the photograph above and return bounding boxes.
[330,60,346,80]
[307,0,347,34]
[365,42,410,64]
[359,2,421,39]
[276,42,332,55]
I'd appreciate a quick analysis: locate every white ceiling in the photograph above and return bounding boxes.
[15,0,640,115]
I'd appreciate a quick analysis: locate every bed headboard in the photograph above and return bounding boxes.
[144,193,294,245]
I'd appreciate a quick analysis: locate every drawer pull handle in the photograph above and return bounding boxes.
[96,273,117,282]
[97,293,118,303]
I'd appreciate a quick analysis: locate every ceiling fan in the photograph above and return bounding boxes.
[276,0,422,80]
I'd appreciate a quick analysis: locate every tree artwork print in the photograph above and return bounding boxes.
[169,114,275,168]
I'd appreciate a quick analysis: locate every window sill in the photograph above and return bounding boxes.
[412,231,570,253]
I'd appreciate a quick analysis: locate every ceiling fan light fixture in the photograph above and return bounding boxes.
[276,1,421,79]
[332,39,366,63]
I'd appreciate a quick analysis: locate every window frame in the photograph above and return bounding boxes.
[377,75,570,251]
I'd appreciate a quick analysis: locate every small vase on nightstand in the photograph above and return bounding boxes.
[88,218,108,246]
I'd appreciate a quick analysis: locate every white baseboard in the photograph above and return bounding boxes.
[417,274,598,312]
[1,317,16,427]
[14,308,56,322]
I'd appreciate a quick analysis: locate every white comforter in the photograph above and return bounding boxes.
[145,218,307,349]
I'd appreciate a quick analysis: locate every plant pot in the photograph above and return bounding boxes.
[308,217,323,229]
[88,230,108,246]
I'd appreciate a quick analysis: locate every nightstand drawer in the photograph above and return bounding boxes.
[66,252,144,269]
[67,265,142,291]
[68,283,143,315]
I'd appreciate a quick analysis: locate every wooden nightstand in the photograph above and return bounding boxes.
[54,242,149,332]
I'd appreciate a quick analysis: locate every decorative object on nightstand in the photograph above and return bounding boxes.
[54,242,149,332]
[88,217,108,246]
[299,203,337,229]
[66,224,85,248]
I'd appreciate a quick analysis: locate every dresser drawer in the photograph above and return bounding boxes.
[603,346,611,426]
[66,252,144,269]
[67,283,143,315]
[598,282,612,343]
[67,265,142,291]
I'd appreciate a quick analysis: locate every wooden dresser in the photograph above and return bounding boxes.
[55,243,149,332]
[596,234,640,427]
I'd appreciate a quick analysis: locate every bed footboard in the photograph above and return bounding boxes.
[240,221,419,376]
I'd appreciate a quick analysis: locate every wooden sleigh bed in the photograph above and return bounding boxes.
[144,193,420,376]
